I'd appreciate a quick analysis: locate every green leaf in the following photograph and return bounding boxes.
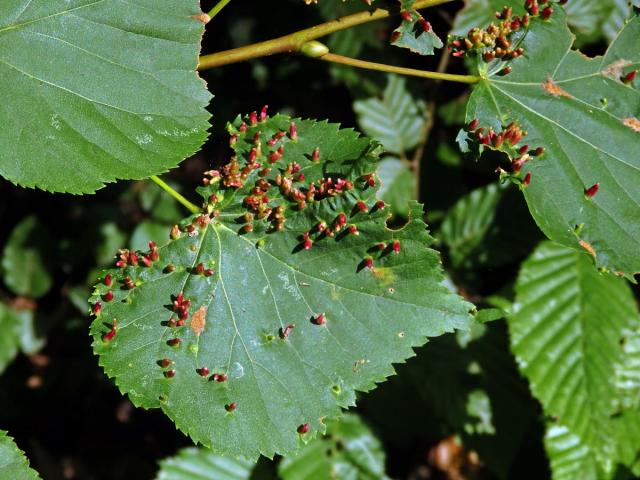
[465,9,640,278]
[509,241,640,478]
[2,216,52,298]
[544,425,600,480]
[353,75,427,156]
[391,0,443,56]
[278,414,389,480]
[0,0,211,194]
[89,113,474,458]
[376,157,415,217]
[0,430,40,480]
[156,447,255,480]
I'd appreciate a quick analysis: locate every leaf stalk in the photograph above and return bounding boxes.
[149,175,200,214]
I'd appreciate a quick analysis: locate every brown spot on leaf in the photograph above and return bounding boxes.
[191,13,211,24]
[623,117,640,133]
[579,239,597,259]
[543,78,572,98]
[191,306,207,336]
[601,59,632,79]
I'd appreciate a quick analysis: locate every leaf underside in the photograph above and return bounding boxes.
[90,114,473,458]
[466,9,640,278]
[0,430,40,480]
[0,0,211,194]
[509,241,640,479]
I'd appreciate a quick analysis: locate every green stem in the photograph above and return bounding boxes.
[319,53,480,84]
[198,0,457,70]
[207,0,232,19]
[149,175,200,214]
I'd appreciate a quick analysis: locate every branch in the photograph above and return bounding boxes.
[318,53,479,84]
[198,0,457,70]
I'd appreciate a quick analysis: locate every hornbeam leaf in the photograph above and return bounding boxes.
[278,414,389,480]
[156,448,255,480]
[391,0,443,56]
[464,8,640,278]
[354,75,427,156]
[89,113,474,458]
[509,241,640,478]
[0,0,211,194]
[0,430,41,480]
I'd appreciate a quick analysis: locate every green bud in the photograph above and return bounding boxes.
[300,41,329,58]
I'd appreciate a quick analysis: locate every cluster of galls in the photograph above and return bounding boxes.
[115,241,159,269]
[390,8,432,43]
[467,118,546,187]
[156,356,236,411]
[449,0,564,72]
[167,292,190,327]
[211,106,390,259]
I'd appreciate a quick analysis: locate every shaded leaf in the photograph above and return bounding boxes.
[391,0,443,56]
[1,216,52,298]
[0,430,40,479]
[354,75,427,156]
[278,413,389,480]
[376,157,415,217]
[439,183,541,270]
[509,241,640,478]
[156,447,255,480]
[0,0,211,193]
[89,113,474,458]
[465,9,640,278]
[360,322,539,479]
[0,304,21,375]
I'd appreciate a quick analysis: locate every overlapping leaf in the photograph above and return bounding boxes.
[391,0,443,56]
[89,113,474,458]
[278,414,389,479]
[0,430,40,480]
[509,241,640,478]
[0,0,211,193]
[465,8,640,277]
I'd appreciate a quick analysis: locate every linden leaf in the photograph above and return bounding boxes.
[464,8,640,278]
[509,241,640,478]
[391,0,443,56]
[0,430,41,480]
[0,0,211,194]
[89,112,474,459]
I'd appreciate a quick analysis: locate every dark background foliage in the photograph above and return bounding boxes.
[0,1,634,478]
